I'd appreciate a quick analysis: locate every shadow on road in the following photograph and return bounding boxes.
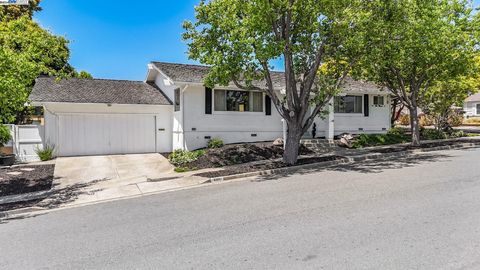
[254,152,454,182]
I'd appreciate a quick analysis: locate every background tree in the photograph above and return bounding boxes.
[357,0,477,146]
[183,0,363,164]
[0,4,91,124]
[422,57,480,131]
[0,0,41,21]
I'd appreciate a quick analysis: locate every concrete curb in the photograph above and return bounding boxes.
[0,190,53,205]
[206,142,480,183]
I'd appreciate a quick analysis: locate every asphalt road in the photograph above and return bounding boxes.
[1,148,480,270]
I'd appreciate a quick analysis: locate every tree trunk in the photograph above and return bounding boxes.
[409,107,421,146]
[283,122,303,165]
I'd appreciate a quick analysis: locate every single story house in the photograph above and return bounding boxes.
[29,62,391,157]
[464,93,480,117]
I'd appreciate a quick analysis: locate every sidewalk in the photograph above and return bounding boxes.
[3,136,480,216]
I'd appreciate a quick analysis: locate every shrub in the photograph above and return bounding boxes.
[447,111,464,127]
[419,114,434,127]
[35,144,55,161]
[168,149,205,167]
[387,127,406,136]
[207,138,224,148]
[397,114,410,126]
[420,129,447,140]
[352,132,410,149]
[464,117,480,125]
[0,124,12,148]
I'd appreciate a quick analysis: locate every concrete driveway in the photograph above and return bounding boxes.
[54,153,174,188]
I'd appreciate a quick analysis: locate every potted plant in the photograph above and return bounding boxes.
[0,124,15,166]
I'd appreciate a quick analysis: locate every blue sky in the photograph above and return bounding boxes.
[34,0,200,80]
[35,0,480,81]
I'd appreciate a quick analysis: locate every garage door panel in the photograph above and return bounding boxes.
[57,114,156,156]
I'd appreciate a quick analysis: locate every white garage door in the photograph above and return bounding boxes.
[57,114,157,156]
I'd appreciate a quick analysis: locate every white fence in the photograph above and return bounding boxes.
[5,124,44,162]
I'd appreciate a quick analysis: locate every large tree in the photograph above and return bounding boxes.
[357,0,477,145]
[183,0,363,164]
[0,3,91,124]
[0,0,41,21]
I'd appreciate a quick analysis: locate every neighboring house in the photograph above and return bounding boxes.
[464,93,480,117]
[29,62,390,157]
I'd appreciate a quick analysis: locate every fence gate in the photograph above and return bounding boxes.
[5,124,44,162]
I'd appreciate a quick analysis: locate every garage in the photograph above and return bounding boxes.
[30,77,174,156]
[57,114,157,156]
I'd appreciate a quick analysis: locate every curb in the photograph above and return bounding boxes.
[0,190,53,205]
[206,142,480,183]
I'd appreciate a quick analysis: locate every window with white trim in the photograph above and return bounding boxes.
[373,95,385,106]
[334,95,362,113]
[476,104,480,115]
[214,89,263,112]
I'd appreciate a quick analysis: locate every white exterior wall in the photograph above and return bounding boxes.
[42,102,174,155]
[181,85,284,150]
[154,71,185,150]
[334,95,390,134]
[464,101,480,117]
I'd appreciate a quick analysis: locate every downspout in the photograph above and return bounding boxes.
[181,85,189,150]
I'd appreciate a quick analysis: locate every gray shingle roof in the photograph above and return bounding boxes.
[152,61,383,93]
[465,93,480,102]
[30,77,172,105]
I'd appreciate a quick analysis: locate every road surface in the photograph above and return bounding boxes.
[1,148,480,269]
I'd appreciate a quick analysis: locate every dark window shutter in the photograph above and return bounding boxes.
[364,94,369,117]
[205,87,212,114]
[265,95,272,115]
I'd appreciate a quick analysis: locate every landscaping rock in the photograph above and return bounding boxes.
[273,138,284,146]
[338,133,354,148]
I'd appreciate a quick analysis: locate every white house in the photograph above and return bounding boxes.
[464,93,480,118]
[29,62,391,157]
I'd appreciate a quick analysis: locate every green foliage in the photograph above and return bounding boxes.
[35,144,55,161]
[183,0,365,164]
[174,167,193,173]
[352,132,410,149]
[356,0,478,145]
[0,124,12,147]
[420,129,448,140]
[207,138,224,148]
[168,149,205,167]
[0,14,88,124]
[0,0,41,21]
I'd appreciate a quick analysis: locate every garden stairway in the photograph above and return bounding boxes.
[300,139,339,153]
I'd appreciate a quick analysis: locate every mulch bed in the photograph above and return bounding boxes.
[186,142,314,170]
[195,155,342,178]
[0,165,55,197]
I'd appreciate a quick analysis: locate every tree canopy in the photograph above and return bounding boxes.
[357,0,478,145]
[0,3,91,124]
[183,0,364,164]
[0,0,41,21]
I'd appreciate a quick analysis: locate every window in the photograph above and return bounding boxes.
[476,104,480,115]
[174,88,180,111]
[214,90,263,112]
[373,95,385,106]
[334,95,362,113]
